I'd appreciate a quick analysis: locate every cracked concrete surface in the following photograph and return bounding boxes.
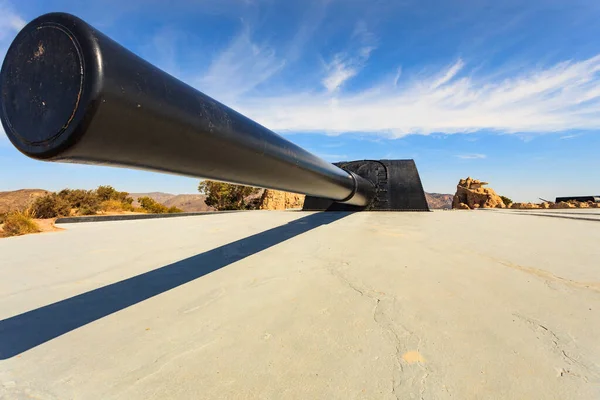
[329,263,430,399]
[0,210,599,399]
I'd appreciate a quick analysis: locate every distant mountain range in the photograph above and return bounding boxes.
[425,193,453,209]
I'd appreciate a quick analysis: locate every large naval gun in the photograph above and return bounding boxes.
[0,13,428,211]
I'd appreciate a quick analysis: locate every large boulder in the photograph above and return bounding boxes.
[259,190,305,210]
[452,177,506,210]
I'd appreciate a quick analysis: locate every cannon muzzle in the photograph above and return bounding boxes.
[1,13,429,211]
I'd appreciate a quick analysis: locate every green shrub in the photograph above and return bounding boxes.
[28,186,136,218]
[77,205,97,216]
[96,185,133,204]
[122,202,134,211]
[136,198,181,214]
[100,199,124,212]
[2,211,40,237]
[198,180,260,210]
[100,199,136,213]
[96,185,118,202]
[57,189,100,214]
[138,196,168,213]
[31,194,71,218]
[500,195,513,207]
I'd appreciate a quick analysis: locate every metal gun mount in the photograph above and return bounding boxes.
[0,13,428,211]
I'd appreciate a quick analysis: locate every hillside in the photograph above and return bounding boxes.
[425,193,453,209]
[164,194,214,212]
[130,192,177,205]
[0,189,50,214]
[131,193,214,212]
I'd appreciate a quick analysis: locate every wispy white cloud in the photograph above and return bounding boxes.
[430,59,464,89]
[230,54,600,137]
[0,2,24,41]
[456,154,486,159]
[559,133,582,140]
[285,0,330,63]
[393,67,402,87]
[142,27,185,79]
[322,55,358,92]
[196,26,285,101]
[321,21,377,92]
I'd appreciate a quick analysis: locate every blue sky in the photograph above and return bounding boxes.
[1,0,600,201]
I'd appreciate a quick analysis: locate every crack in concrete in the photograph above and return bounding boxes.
[329,264,430,399]
[513,313,598,382]
[391,374,399,400]
[466,249,600,293]
[497,258,599,293]
[419,372,429,400]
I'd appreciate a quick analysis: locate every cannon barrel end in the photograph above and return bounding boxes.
[1,13,101,160]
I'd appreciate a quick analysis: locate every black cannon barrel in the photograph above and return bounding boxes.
[0,13,375,207]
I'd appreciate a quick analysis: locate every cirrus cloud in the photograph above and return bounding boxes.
[0,2,24,41]
[456,154,486,159]
[229,54,600,138]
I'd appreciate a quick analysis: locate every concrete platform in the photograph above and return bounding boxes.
[0,210,599,399]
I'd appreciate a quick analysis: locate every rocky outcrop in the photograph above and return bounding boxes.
[510,202,541,209]
[552,202,574,209]
[259,190,305,210]
[452,178,506,210]
[564,200,600,208]
[511,201,600,209]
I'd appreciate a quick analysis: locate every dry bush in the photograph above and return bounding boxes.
[77,205,97,215]
[2,210,40,237]
[31,194,71,218]
[97,186,134,213]
[96,185,133,205]
[100,199,126,212]
[500,195,513,207]
[26,186,136,218]
[121,202,134,211]
[138,196,167,213]
[137,197,182,214]
[58,189,100,215]
[100,200,135,213]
